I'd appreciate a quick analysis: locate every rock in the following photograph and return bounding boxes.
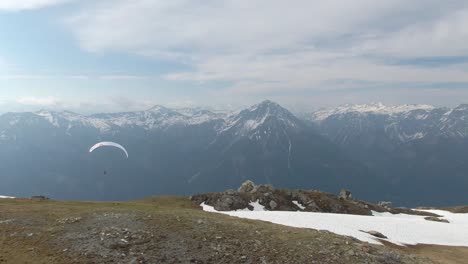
[360,245,372,253]
[378,201,393,208]
[57,217,82,224]
[255,184,275,194]
[238,180,256,193]
[269,200,278,210]
[329,203,343,213]
[360,230,388,239]
[424,216,450,223]
[31,195,50,200]
[214,195,249,211]
[305,201,321,212]
[379,251,401,263]
[344,249,355,257]
[0,219,14,224]
[339,189,352,200]
[225,189,236,195]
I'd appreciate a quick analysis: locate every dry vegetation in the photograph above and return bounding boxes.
[0,197,462,263]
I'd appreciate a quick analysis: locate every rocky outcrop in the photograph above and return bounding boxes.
[192,181,440,217]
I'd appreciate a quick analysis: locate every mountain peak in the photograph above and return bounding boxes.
[220,101,302,137]
[247,100,291,116]
[250,100,281,109]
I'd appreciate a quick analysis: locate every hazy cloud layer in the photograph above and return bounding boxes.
[17,96,61,107]
[5,96,158,114]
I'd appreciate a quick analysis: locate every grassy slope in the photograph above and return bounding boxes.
[0,197,448,264]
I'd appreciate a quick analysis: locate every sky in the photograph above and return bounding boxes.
[1,0,468,113]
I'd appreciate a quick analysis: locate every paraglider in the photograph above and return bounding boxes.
[89,142,129,175]
[89,141,129,158]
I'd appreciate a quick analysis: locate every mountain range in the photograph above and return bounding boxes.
[1,100,467,206]
[308,102,468,206]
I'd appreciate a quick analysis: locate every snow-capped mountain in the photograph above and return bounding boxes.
[29,106,225,134]
[1,100,468,206]
[5,101,303,140]
[308,103,468,143]
[305,102,468,206]
[0,100,378,202]
[220,100,303,138]
[310,102,435,122]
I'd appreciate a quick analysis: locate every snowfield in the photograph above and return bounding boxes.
[201,203,468,247]
[0,195,14,199]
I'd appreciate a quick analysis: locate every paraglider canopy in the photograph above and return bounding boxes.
[89,141,129,158]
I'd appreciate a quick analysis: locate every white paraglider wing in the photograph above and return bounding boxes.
[89,142,129,158]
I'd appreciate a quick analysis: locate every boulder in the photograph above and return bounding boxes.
[269,200,278,210]
[361,230,388,239]
[214,195,248,211]
[238,180,256,193]
[424,216,450,223]
[339,189,352,200]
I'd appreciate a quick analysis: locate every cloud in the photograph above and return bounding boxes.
[64,0,468,102]
[68,0,423,55]
[17,96,61,106]
[358,9,468,57]
[0,0,71,11]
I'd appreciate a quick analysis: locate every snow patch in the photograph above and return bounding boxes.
[292,201,305,210]
[249,200,266,211]
[0,195,14,199]
[36,111,60,127]
[201,204,468,246]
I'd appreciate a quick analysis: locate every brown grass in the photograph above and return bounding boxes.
[0,197,454,263]
[379,239,468,264]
